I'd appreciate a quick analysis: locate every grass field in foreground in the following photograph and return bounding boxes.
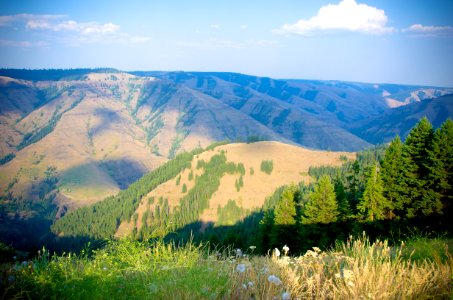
[1,234,452,299]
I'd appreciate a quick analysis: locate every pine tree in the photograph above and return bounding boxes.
[429,119,453,215]
[334,179,351,220]
[274,186,297,225]
[358,164,391,221]
[381,135,407,217]
[402,117,441,217]
[302,175,338,224]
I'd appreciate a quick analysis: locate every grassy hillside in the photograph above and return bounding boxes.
[51,141,353,246]
[116,141,354,237]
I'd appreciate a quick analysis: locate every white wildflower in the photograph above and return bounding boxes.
[268,274,282,285]
[312,247,321,253]
[242,283,247,289]
[282,291,291,300]
[236,263,246,273]
[235,248,243,258]
[282,245,289,256]
[248,281,254,287]
[273,248,280,258]
[249,245,256,251]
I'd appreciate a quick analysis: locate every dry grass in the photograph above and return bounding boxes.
[228,235,452,299]
[117,141,354,236]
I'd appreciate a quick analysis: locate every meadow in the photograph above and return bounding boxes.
[1,234,451,299]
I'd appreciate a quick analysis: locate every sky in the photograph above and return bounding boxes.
[0,0,453,86]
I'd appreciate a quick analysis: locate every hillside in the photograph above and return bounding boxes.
[52,141,353,243]
[135,71,453,136]
[0,71,289,209]
[353,94,453,144]
[115,141,354,237]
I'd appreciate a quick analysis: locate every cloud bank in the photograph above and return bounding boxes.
[0,14,149,46]
[280,0,394,35]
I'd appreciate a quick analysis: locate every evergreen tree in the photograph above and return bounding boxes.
[429,119,453,215]
[402,117,441,217]
[358,164,391,221]
[334,179,351,220]
[273,186,298,225]
[381,135,407,217]
[302,175,338,224]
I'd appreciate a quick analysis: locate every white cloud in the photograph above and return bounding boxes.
[210,24,220,29]
[280,0,394,36]
[404,24,453,37]
[0,14,149,46]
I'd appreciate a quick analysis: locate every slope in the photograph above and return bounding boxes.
[353,94,453,144]
[112,141,354,237]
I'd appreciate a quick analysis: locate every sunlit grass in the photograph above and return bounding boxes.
[2,235,451,299]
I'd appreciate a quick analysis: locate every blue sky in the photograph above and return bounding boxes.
[1,0,452,86]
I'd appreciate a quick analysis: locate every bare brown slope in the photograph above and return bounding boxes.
[116,141,354,237]
[0,72,291,218]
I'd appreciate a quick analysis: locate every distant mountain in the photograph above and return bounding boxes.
[353,94,453,144]
[134,71,452,145]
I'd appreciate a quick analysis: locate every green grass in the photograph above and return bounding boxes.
[2,240,231,299]
[2,235,451,299]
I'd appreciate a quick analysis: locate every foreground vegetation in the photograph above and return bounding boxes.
[1,234,451,299]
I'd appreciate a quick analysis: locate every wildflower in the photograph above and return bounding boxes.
[312,247,321,253]
[282,245,289,256]
[268,275,282,285]
[236,263,246,273]
[102,267,108,271]
[249,245,256,251]
[273,248,280,258]
[248,281,254,287]
[242,283,247,289]
[235,248,243,258]
[282,291,290,300]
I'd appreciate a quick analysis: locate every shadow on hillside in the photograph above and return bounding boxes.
[160,212,453,256]
[90,107,121,136]
[3,205,451,257]
[99,158,147,189]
